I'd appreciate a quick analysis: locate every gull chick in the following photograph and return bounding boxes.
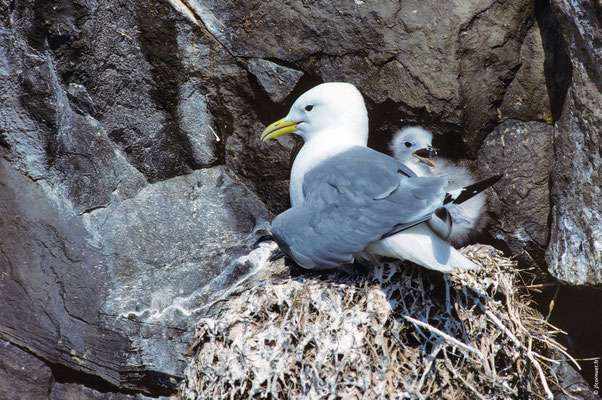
[391,126,488,247]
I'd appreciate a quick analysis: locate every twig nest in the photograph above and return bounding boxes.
[181,244,578,399]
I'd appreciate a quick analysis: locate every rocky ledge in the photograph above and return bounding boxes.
[0,0,600,398]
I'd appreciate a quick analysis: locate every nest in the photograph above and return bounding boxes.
[181,244,579,399]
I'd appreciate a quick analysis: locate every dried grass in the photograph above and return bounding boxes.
[181,244,578,399]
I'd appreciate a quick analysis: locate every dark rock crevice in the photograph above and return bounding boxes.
[535,0,572,122]
[130,0,202,180]
[51,366,138,397]
[532,284,602,391]
[457,0,534,150]
[2,338,180,398]
[364,97,472,161]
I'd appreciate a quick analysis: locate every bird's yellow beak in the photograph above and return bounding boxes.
[260,118,299,141]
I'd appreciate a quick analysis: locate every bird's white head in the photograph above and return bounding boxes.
[390,127,438,174]
[261,82,368,146]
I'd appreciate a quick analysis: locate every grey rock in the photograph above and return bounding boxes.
[500,1,572,124]
[552,356,600,400]
[188,0,397,60]
[499,20,553,123]
[0,341,52,399]
[247,58,303,103]
[169,6,289,213]
[50,382,171,400]
[0,4,148,214]
[0,155,270,395]
[315,54,375,89]
[551,0,602,90]
[50,383,133,400]
[183,0,532,160]
[178,79,220,167]
[88,165,270,354]
[88,1,198,182]
[546,0,602,286]
[546,82,602,285]
[455,0,533,149]
[1,1,272,396]
[0,158,132,389]
[477,120,554,266]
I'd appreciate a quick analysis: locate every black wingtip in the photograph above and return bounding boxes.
[254,233,287,262]
[253,233,275,247]
[268,248,286,262]
[481,173,503,187]
[444,174,502,205]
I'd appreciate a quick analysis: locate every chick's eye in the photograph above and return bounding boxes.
[305,105,314,112]
[404,141,412,148]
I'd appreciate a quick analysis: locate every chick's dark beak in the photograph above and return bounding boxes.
[412,146,437,168]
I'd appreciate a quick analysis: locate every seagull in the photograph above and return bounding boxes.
[391,127,488,247]
[260,82,499,272]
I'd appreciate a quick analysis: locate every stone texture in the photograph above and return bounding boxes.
[0,158,131,389]
[0,1,271,397]
[185,0,533,167]
[552,356,601,400]
[0,341,52,399]
[49,383,167,400]
[551,0,602,89]
[477,120,554,267]
[500,0,571,124]
[499,20,553,124]
[546,0,602,286]
[247,58,304,103]
[0,154,271,395]
[87,166,271,377]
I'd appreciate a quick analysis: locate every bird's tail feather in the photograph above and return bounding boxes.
[366,225,479,273]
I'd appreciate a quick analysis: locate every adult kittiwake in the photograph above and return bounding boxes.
[391,126,488,247]
[260,82,499,272]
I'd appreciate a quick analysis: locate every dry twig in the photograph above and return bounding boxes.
[181,244,580,399]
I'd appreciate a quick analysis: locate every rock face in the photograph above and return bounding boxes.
[545,0,602,286]
[0,0,600,397]
[247,59,304,103]
[477,120,554,267]
[194,0,533,151]
[0,341,53,399]
[1,1,271,397]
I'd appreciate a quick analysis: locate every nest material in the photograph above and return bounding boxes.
[181,245,578,399]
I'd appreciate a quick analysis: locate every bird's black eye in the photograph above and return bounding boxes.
[404,141,412,148]
[305,105,314,112]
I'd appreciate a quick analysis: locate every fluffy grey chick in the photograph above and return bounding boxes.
[390,126,487,247]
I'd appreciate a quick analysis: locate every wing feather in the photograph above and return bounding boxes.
[272,147,447,269]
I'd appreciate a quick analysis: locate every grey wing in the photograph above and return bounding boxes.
[271,147,448,269]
